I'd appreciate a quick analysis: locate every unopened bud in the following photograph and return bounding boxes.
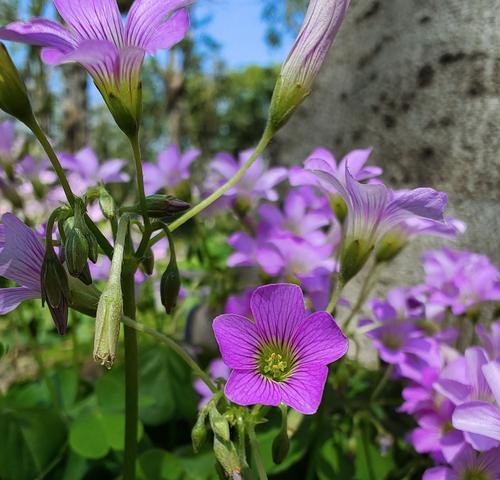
[0,43,34,124]
[160,230,181,314]
[41,245,70,335]
[93,282,122,369]
[99,187,117,220]
[140,194,190,221]
[139,247,154,276]
[65,226,89,276]
[209,405,230,443]
[213,437,241,479]
[272,404,290,465]
[192,410,209,453]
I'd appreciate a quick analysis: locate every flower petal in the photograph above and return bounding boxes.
[0,19,75,52]
[250,284,306,345]
[225,370,281,407]
[141,8,190,54]
[53,0,124,45]
[388,188,447,222]
[465,347,491,399]
[453,401,500,442]
[280,363,328,414]
[292,311,348,365]
[125,0,192,49]
[482,361,500,405]
[0,287,39,315]
[422,467,456,480]
[212,314,260,369]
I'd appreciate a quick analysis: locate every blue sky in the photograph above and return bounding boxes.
[195,0,293,68]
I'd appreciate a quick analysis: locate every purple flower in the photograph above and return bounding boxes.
[436,348,500,451]
[311,162,448,282]
[212,284,348,414]
[60,146,129,196]
[0,0,191,131]
[476,322,500,361]
[15,154,57,184]
[423,445,500,480]
[0,120,15,158]
[225,289,253,318]
[268,0,351,130]
[423,248,500,316]
[143,145,200,195]
[290,147,382,191]
[205,150,287,208]
[0,213,44,314]
[194,359,230,409]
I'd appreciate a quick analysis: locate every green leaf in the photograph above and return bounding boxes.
[95,367,125,412]
[0,407,67,480]
[138,346,198,425]
[316,437,355,480]
[69,411,109,459]
[138,449,184,480]
[354,425,394,480]
[100,412,143,451]
[53,368,79,409]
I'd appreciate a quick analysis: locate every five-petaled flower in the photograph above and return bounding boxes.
[0,0,191,134]
[212,283,348,414]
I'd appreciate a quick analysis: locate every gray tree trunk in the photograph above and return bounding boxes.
[275,0,500,283]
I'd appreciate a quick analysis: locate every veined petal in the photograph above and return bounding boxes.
[125,0,192,49]
[0,287,39,314]
[0,19,76,52]
[280,363,328,414]
[422,467,456,480]
[453,401,500,442]
[212,314,260,369]
[465,347,491,399]
[482,361,500,406]
[291,311,348,365]
[141,8,190,54]
[225,370,281,407]
[53,0,124,46]
[98,159,129,183]
[0,214,44,291]
[250,284,306,345]
[388,188,447,222]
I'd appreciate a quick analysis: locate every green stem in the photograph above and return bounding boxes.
[122,316,217,393]
[148,128,273,247]
[122,272,138,480]
[248,425,268,480]
[326,279,344,314]
[27,118,75,206]
[371,364,394,401]
[344,262,380,332]
[129,134,150,230]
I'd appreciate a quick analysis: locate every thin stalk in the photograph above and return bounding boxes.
[122,271,138,480]
[326,278,344,314]
[148,128,274,247]
[371,364,394,401]
[129,134,150,230]
[122,315,217,393]
[248,425,268,480]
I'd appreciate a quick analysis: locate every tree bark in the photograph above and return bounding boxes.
[275,0,500,274]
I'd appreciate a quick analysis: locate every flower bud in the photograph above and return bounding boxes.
[0,43,34,124]
[41,245,71,335]
[93,282,122,369]
[99,187,117,220]
[160,229,181,315]
[65,226,89,277]
[139,194,190,221]
[268,0,350,132]
[192,409,209,453]
[139,247,154,276]
[272,404,290,465]
[213,437,241,479]
[68,275,100,317]
[209,405,230,443]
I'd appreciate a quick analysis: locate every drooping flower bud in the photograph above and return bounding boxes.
[139,247,154,276]
[137,194,190,221]
[41,244,71,335]
[160,227,181,315]
[0,43,34,124]
[209,404,230,443]
[272,404,290,465]
[65,224,89,277]
[192,408,209,453]
[99,187,117,220]
[268,0,350,132]
[93,216,128,368]
[213,437,241,480]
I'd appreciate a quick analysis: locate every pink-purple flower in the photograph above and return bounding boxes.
[212,283,348,414]
[143,144,200,195]
[194,359,230,409]
[0,0,191,132]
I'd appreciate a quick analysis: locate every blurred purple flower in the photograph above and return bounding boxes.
[225,289,253,318]
[143,145,200,195]
[205,150,287,207]
[290,147,382,191]
[15,154,57,184]
[436,348,500,451]
[193,359,230,409]
[423,248,500,316]
[0,213,43,313]
[476,322,500,361]
[60,147,129,196]
[0,0,191,125]
[213,284,348,414]
[423,445,500,480]
[0,120,15,158]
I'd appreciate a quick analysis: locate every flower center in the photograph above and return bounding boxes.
[257,344,295,382]
[461,470,490,480]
